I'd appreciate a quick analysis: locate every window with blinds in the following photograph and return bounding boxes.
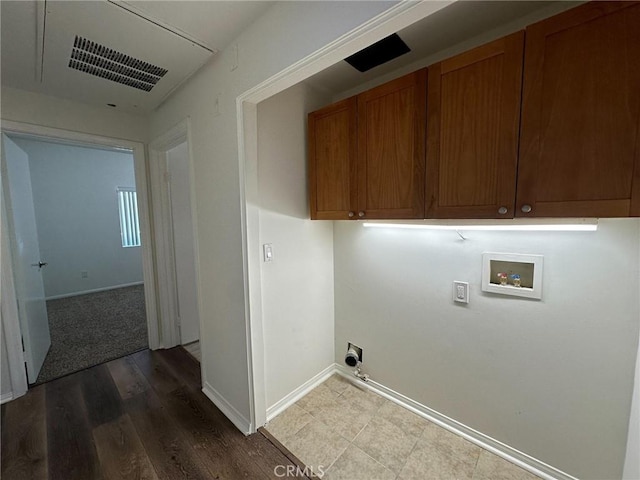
[117,187,141,247]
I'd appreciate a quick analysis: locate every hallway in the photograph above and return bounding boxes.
[1,347,303,479]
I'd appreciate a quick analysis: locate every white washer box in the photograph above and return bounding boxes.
[482,252,543,299]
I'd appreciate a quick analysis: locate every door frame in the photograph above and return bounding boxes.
[235,1,454,431]
[1,120,160,400]
[148,119,203,352]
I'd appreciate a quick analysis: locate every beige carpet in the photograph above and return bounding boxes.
[35,284,148,384]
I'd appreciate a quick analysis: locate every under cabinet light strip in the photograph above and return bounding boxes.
[362,222,598,232]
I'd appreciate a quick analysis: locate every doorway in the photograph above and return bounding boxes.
[167,141,201,356]
[149,121,201,358]
[1,125,158,394]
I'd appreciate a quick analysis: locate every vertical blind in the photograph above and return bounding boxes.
[117,187,141,247]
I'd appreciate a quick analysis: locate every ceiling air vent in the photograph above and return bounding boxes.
[68,36,168,92]
[345,33,411,73]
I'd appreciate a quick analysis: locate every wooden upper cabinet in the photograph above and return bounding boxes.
[517,1,640,217]
[308,97,357,220]
[357,69,427,219]
[426,32,524,219]
[309,1,640,221]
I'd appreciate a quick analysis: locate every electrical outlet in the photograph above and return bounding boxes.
[453,281,469,304]
[81,271,88,279]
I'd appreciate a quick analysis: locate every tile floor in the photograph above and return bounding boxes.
[265,374,541,480]
[183,341,201,361]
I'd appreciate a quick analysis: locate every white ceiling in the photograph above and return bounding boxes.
[2,1,581,114]
[1,1,273,113]
[116,1,272,52]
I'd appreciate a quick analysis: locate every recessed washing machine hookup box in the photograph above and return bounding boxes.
[482,252,543,299]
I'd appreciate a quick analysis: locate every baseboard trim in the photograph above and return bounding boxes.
[1,392,14,404]
[46,282,144,300]
[266,364,336,422]
[334,364,577,480]
[202,381,252,435]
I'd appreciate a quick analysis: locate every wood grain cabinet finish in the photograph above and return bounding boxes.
[517,1,640,217]
[357,69,427,219]
[308,97,357,220]
[426,32,525,218]
[308,70,427,220]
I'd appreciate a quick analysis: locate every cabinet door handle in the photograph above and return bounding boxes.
[348,211,355,218]
[521,204,532,213]
[498,206,508,215]
[358,211,365,218]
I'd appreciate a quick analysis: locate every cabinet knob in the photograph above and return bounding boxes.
[348,211,355,218]
[521,204,532,213]
[498,206,508,215]
[358,211,365,218]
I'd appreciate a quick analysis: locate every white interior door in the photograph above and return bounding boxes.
[167,142,200,345]
[1,134,51,383]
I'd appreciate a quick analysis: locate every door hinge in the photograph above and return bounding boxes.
[164,171,171,183]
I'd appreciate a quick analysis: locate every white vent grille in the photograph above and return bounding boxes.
[68,36,167,92]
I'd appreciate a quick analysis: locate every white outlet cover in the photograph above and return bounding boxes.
[453,281,469,304]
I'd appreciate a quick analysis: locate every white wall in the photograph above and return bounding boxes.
[167,142,200,345]
[257,83,334,410]
[624,351,640,480]
[623,300,640,479]
[1,87,147,143]
[149,1,398,427]
[12,137,142,298]
[1,324,11,398]
[333,219,640,480]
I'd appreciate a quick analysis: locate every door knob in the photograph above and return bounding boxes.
[498,206,508,215]
[348,211,355,218]
[358,211,365,218]
[31,261,48,269]
[521,204,532,213]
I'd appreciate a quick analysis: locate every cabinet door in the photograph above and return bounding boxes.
[357,69,427,219]
[426,32,524,219]
[308,97,358,220]
[517,2,640,217]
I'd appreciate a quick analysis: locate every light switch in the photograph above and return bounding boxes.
[263,243,273,262]
[453,281,469,304]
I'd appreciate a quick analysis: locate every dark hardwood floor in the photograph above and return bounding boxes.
[1,347,306,480]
